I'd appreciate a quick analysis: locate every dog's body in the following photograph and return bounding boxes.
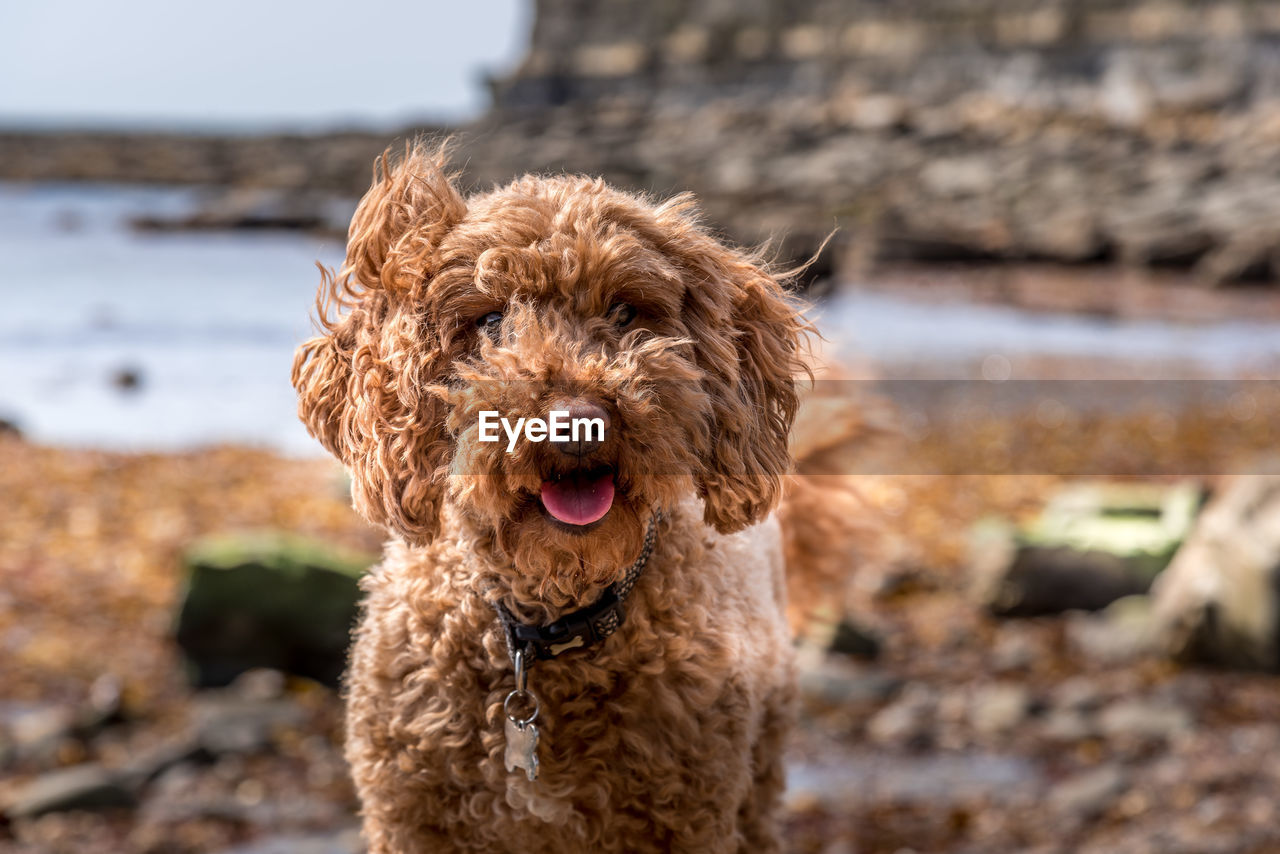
[346,499,792,853]
[294,142,825,852]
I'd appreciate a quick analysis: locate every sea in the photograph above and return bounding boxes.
[2,181,1278,454]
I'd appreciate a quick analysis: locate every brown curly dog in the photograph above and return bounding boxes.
[293,141,838,853]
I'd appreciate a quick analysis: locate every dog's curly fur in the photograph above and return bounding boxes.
[293,141,828,853]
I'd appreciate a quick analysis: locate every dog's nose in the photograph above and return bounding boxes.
[550,398,610,457]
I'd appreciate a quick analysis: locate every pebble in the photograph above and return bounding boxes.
[192,693,308,756]
[968,683,1032,734]
[211,827,363,854]
[1049,764,1128,821]
[3,764,137,819]
[798,660,903,707]
[1097,699,1193,741]
[866,684,936,747]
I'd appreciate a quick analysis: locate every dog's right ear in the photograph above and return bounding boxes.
[291,286,359,463]
[291,141,466,543]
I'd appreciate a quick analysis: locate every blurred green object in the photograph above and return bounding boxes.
[175,533,376,688]
[972,482,1203,617]
[1024,482,1202,575]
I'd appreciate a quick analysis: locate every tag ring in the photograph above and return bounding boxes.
[504,689,540,725]
[504,649,540,725]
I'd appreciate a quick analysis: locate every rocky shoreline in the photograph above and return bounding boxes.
[9,1,1280,287]
[2,381,1278,852]
[2,312,1269,851]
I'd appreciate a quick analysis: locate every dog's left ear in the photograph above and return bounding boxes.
[346,140,467,294]
[658,201,810,533]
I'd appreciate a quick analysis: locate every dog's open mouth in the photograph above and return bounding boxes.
[540,466,615,527]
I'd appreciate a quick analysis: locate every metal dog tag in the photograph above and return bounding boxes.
[503,717,539,781]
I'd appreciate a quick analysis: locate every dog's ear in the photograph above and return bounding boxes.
[291,141,466,543]
[292,296,357,462]
[656,198,811,534]
[345,140,467,294]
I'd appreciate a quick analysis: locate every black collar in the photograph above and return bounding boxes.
[493,511,661,664]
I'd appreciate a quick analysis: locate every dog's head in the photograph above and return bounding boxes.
[293,141,809,592]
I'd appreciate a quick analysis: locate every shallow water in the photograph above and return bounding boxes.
[818,289,1280,377]
[786,750,1043,808]
[2,182,1277,452]
[0,182,343,454]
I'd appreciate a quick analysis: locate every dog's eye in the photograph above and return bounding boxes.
[476,311,503,339]
[608,302,637,328]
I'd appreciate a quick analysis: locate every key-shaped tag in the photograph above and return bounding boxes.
[504,716,539,781]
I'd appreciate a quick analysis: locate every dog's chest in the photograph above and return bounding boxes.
[398,606,755,783]
[431,648,758,847]
[361,520,791,848]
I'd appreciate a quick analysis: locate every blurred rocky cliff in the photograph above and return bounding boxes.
[9,0,1280,283]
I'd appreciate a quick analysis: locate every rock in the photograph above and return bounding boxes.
[3,763,137,819]
[130,188,350,236]
[211,827,363,854]
[1049,764,1128,821]
[1051,676,1105,712]
[0,702,76,767]
[118,738,207,788]
[175,532,376,688]
[191,692,308,756]
[1066,594,1158,664]
[1150,474,1280,670]
[866,683,936,747]
[827,618,881,660]
[845,94,907,131]
[228,668,288,702]
[1099,54,1153,127]
[86,674,124,723]
[972,482,1202,616]
[1040,708,1096,742]
[798,660,902,707]
[989,628,1038,672]
[921,156,997,198]
[1097,698,1193,741]
[110,366,143,393]
[977,543,1155,616]
[1195,226,1280,285]
[0,675,125,770]
[968,683,1032,734]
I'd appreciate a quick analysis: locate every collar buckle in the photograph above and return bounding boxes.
[509,588,623,661]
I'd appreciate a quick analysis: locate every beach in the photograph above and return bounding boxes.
[1,390,1278,850]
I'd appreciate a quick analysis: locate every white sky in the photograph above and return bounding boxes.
[0,0,528,130]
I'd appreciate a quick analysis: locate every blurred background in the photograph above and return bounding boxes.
[2,1,1280,852]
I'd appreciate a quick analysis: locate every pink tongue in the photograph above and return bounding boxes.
[540,473,615,526]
